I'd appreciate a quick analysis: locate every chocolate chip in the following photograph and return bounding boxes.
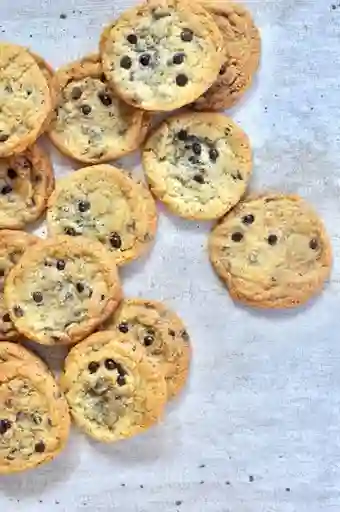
[173,53,185,65]
[1,185,12,195]
[32,291,43,303]
[0,419,11,434]
[76,282,84,293]
[78,200,90,212]
[117,375,126,386]
[81,104,91,116]
[242,214,254,225]
[232,232,243,242]
[118,322,129,333]
[32,413,42,425]
[104,359,117,370]
[178,130,188,141]
[71,87,82,100]
[232,171,243,181]
[181,330,189,342]
[219,64,227,75]
[34,173,42,183]
[0,269,4,277]
[88,361,100,374]
[139,54,151,66]
[98,92,112,106]
[309,238,318,250]
[0,134,9,142]
[109,232,122,249]
[34,441,45,453]
[176,74,188,87]
[143,335,154,346]
[7,168,17,179]
[181,28,193,42]
[13,306,24,317]
[209,149,219,162]
[168,329,175,337]
[64,227,77,236]
[192,142,201,156]
[267,234,278,245]
[56,259,66,270]
[2,313,11,322]
[127,34,137,44]
[120,56,132,69]
[193,174,204,184]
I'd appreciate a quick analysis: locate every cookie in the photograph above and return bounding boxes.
[0,361,70,474]
[0,144,54,229]
[0,231,38,340]
[99,0,224,111]
[103,298,190,399]
[4,236,122,346]
[192,1,261,111]
[0,43,52,157]
[29,50,56,134]
[48,54,150,163]
[0,341,47,372]
[60,331,167,443]
[209,194,332,308]
[142,112,252,220]
[47,164,158,266]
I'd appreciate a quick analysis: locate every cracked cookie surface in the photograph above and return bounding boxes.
[5,236,122,345]
[0,43,51,157]
[0,341,47,372]
[143,112,252,220]
[60,331,167,442]
[0,144,54,229]
[0,230,38,340]
[192,1,261,110]
[104,298,191,399]
[49,55,150,163]
[47,164,157,266]
[0,361,70,474]
[209,194,332,308]
[100,0,224,111]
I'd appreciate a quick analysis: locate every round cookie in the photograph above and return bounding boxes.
[0,231,38,340]
[0,361,70,474]
[60,331,167,443]
[4,236,122,346]
[0,144,54,229]
[47,164,158,266]
[104,298,190,399]
[100,0,224,111]
[49,54,150,163]
[192,1,261,111]
[0,341,47,372]
[209,194,332,308]
[0,43,52,157]
[142,112,252,220]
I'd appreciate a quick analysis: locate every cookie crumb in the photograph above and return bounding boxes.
[331,4,337,10]
[285,487,291,492]
[121,483,126,487]
[225,481,231,485]
[199,480,204,484]
[199,463,205,468]
[249,475,254,482]
[175,501,182,506]
[60,13,67,19]
[140,484,144,489]
[55,501,60,505]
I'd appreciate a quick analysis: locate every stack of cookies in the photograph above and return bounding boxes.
[0,0,332,474]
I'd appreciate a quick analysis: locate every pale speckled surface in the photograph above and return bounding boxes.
[0,0,340,511]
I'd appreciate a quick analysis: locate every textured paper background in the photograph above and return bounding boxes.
[1,1,340,511]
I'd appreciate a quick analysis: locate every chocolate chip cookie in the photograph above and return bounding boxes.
[100,0,224,111]
[209,194,332,308]
[192,1,261,111]
[49,54,150,163]
[103,298,190,399]
[47,164,157,266]
[0,361,70,474]
[0,43,52,157]
[0,230,38,340]
[4,236,122,345]
[0,144,54,229]
[60,331,167,442]
[143,112,252,220]
[0,341,47,372]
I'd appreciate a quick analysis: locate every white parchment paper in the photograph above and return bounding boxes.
[1,0,340,510]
